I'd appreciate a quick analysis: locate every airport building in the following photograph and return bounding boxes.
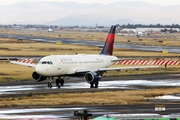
[118,27,180,36]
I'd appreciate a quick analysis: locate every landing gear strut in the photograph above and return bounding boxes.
[47,77,53,89]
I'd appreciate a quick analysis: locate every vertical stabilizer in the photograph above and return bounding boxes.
[100,25,118,55]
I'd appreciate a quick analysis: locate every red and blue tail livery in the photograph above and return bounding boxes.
[100,25,118,55]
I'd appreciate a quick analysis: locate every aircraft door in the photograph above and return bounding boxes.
[57,59,67,75]
[57,61,63,75]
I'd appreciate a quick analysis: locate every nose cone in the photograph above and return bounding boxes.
[35,64,44,75]
[35,64,56,76]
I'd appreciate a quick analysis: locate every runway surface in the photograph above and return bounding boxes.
[1,79,180,94]
[1,104,180,119]
[1,33,180,53]
[0,76,180,119]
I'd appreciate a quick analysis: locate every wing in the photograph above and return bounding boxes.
[98,66,158,71]
[111,58,143,65]
[10,58,36,68]
[75,66,158,73]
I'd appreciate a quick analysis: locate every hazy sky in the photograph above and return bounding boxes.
[1,0,180,6]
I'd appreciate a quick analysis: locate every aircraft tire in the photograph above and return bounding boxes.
[90,83,94,88]
[56,79,61,88]
[57,85,61,89]
[95,82,99,88]
[48,82,52,89]
[56,79,60,86]
[60,79,64,86]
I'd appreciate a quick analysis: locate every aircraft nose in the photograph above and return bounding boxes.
[35,64,42,74]
[35,64,47,75]
[35,64,51,76]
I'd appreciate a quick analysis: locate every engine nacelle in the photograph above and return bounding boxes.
[32,71,47,82]
[84,72,101,84]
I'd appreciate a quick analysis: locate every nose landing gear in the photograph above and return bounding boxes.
[47,81,52,88]
[47,77,53,89]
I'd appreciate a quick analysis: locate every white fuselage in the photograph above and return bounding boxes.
[35,54,118,77]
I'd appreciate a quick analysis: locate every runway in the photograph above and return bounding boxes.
[1,104,180,119]
[1,33,180,53]
[1,79,180,94]
[0,76,180,119]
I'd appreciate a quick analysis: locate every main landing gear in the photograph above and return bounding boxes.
[90,81,99,88]
[56,78,64,88]
[47,77,64,89]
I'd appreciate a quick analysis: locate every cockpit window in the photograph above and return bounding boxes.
[42,61,47,64]
[38,61,53,65]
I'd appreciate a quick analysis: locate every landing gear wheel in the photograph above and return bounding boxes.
[48,82,52,89]
[90,83,94,88]
[90,82,99,88]
[95,82,99,88]
[60,79,64,86]
[56,79,61,88]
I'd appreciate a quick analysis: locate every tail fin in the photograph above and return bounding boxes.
[100,25,118,55]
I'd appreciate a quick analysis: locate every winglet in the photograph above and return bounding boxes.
[100,24,119,55]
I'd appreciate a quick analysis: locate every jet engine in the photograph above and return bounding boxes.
[84,72,101,84]
[32,71,47,82]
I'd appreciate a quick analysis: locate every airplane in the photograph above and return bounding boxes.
[48,28,54,32]
[136,31,144,37]
[10,24,158,88]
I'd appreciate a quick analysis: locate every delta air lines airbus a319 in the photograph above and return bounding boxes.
[11,25,158,88]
